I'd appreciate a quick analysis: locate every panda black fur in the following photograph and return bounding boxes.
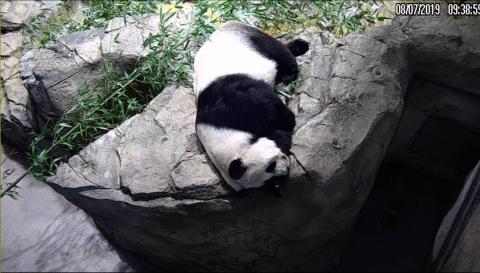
[194,22,309,192]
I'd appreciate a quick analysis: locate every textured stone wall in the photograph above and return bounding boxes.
[1,0,62,150]
[387,77,480,183]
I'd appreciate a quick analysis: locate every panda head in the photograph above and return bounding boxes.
[226,137,290,191]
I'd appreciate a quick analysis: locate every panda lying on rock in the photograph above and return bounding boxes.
[194,21,309,194]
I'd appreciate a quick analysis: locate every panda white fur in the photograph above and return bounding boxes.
[194,22,309,192]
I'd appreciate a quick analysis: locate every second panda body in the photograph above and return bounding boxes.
[194,22,308,191]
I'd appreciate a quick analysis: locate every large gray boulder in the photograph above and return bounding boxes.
[1,0,61,32]
[47,15,480,271]
[18,11,193,140]
[1,148,134,272]
[20,28,105,129]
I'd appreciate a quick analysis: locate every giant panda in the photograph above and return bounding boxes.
[194,21,309,192]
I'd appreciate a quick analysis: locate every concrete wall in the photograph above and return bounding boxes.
[387,77,480,184]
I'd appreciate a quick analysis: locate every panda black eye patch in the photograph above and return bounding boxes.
[266,161,276,173]
[229,158,247,180]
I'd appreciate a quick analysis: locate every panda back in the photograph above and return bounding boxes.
[194,23,277,96]
[196,74,295,138]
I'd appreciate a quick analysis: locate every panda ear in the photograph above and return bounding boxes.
[228,158,247,180]
[286,39,309,57]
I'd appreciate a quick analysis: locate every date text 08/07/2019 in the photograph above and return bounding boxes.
[395,3,480,16]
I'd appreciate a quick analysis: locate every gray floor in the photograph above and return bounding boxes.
[1,145,134,272]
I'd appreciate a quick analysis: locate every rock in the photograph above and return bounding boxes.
[1,34,36,150]
[287,28,333,128]
[19,11,193,134]
[1,56,20,79]
[406,17,480,97]
[43,15,480,271]
[9,8,195,150]
[1,32,24,57]
[1,76,36,150]
[116,86,227,199]
[20,28,105,129]
[1,1,41,31]
[1,146,135,272]
[68,0,86,24]
[49,85,230,202]
[102,10,192,67]
[0,0,11,15]
[1,1,61,151]
[1,0,61,32]
[101,15,158,66]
